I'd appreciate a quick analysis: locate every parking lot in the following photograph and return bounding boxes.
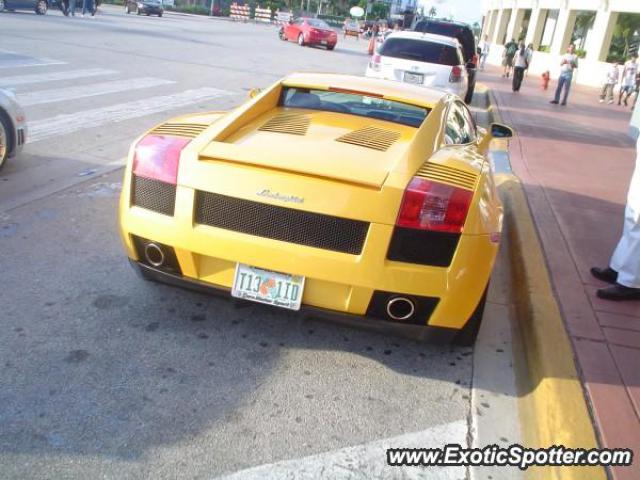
[0,7,526,480]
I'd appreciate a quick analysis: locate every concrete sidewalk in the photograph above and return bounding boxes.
[480,66,640,480]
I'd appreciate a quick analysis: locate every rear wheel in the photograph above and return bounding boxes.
[453,286,488,346]
[35,0,47,14]
[298,33,305,46]
[0,115,11,171]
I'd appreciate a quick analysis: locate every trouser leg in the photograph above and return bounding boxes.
[610,206,640,288]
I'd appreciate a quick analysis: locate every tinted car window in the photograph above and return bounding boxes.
[414,20,475,62]
[281,87,429,128]
[307,19,330,29]
[379,38,461,66]
[445,102,475,144]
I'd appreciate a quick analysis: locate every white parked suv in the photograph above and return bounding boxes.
[365,31,469,100]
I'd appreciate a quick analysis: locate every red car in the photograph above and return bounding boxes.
[279,17,338,51]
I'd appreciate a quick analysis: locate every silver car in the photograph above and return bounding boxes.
[0,88,27,170]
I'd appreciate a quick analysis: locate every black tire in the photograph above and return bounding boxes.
[35,0,47,14]
[0,114,12,172]
[298,33,305,47]
[327,44,335,51]
[278,28,286,41]
[158,11,162,16]
[453,286,488,346]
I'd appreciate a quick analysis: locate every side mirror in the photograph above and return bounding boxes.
[477,122,514,154]
[490,123,513,138]
[248,88,261,99]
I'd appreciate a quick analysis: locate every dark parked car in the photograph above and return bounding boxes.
[0,0,50,14]
[413,18,478,103]
[125,0,163,16]
[0,0,101,14]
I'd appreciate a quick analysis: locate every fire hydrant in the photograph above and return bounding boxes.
[541,71,550,90]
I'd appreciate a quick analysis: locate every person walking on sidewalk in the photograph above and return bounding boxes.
[550,44,578,106]
[524,43,534,76]
[618,55,638,106]
[81,0,95,16]
[512,42,529,92]
[67,0,76,16]
[599,62,620,104]
[591,137,640,301]
[479,34,490,70]
[502,38,517,78]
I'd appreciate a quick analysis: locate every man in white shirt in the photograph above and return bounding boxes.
[479,34,490,70]
[600,62,620,104]
[591,137,640,300]
[618,55,638,106]
[550,44,579,106]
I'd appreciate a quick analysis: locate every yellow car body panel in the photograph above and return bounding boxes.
[119,73,506,339]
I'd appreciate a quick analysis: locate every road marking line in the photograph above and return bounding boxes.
[0,50,66,69]
[0,68,117,87]
[18,77,176,106]
[28,87,234,143]
[212,420,467,480]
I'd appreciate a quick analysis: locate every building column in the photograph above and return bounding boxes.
[550,8,577,55]
[585,9,619,62]
[493,8,511,45]
[506,8,526,43]
[482,10,496,40]
[525,8,545,49]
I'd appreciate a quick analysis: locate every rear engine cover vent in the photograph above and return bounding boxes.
[415,162,477,190]
[336,126,400,151]
[259,112,310,135]
[151,123,208,138]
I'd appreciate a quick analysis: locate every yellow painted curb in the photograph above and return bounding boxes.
[485,85,606,480]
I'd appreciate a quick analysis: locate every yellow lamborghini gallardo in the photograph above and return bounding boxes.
[118,73,512,345]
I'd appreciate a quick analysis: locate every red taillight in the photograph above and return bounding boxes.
[449,65,463,83]
[132,135,191,185]
[396,178,473,233]
[369,54,381,71]
[472,54,479,66]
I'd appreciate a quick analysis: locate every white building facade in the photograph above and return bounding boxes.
[481,0,640,86]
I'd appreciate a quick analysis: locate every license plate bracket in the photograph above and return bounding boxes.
[403,72,424,84]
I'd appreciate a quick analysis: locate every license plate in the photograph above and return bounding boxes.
[231,263,305,311]
[403,72,423,84]
[321,40,328,45]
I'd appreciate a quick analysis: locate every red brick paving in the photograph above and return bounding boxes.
[480,66,640,480]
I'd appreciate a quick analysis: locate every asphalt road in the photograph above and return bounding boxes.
[0,7,519,480]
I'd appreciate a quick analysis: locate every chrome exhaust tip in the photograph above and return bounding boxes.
[144,242,165,268]
[386,297,415,321]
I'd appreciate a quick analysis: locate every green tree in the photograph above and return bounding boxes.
[607,13,640,62]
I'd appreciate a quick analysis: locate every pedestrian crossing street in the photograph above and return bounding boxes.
[1,59,237,145]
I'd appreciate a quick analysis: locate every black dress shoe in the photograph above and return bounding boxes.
[590,267,618,284]
[550,100,559,104]
[597,284,640,301]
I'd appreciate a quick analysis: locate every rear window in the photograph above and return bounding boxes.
[280,87,429,128]
[414,21,475,61]
[307,19,330,29]
[380,38,461,66]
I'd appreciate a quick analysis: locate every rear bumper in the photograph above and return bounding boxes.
[131,260,458,342]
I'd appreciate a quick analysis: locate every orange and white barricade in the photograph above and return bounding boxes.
[254,6,272,23]
[230,3,250,22]
[275,10,292,27]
